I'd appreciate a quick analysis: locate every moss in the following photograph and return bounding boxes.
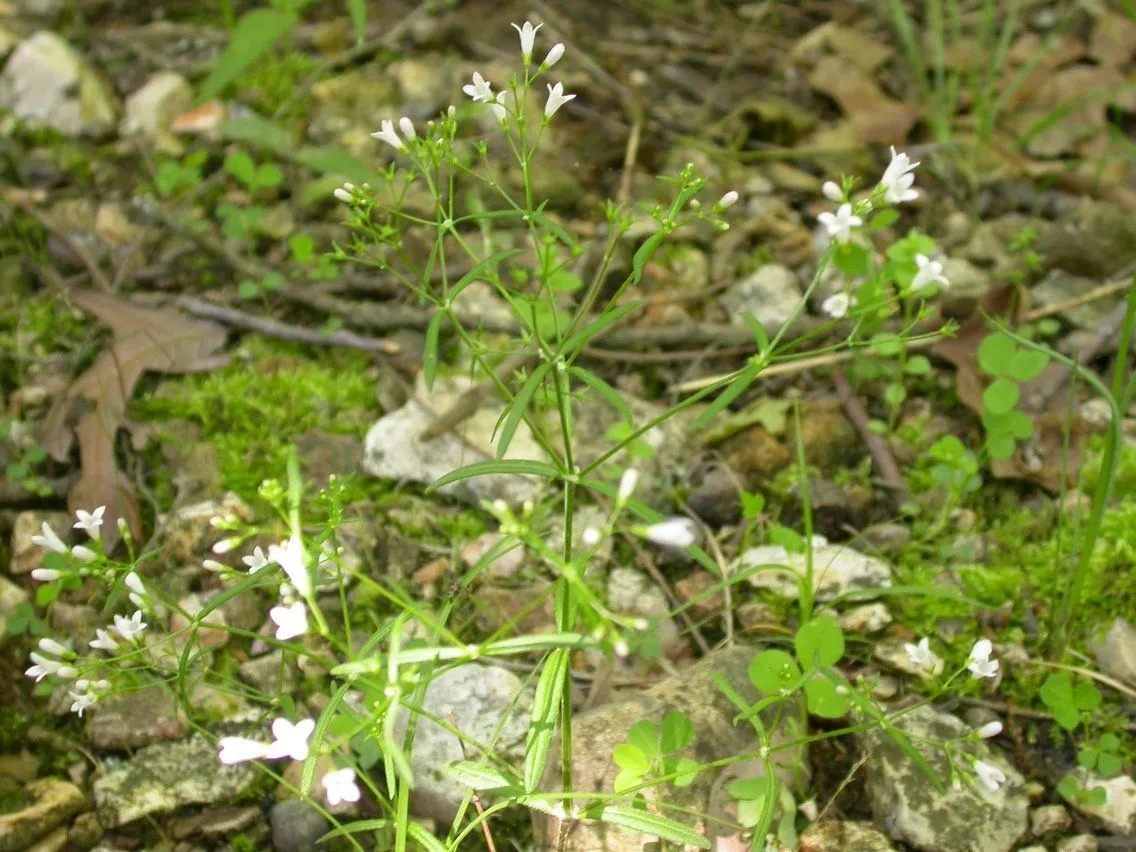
[132,336,380,502]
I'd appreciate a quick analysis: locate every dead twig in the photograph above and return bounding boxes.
[832,369,910,507]
[2,187,113,292]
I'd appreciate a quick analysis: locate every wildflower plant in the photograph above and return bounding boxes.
[16,22,1036,851]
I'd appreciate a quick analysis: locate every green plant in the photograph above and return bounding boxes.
[154,151,208,198]
[612,712,700,793]
[975,330,1050,461]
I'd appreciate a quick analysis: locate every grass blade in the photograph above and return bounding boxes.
[496,362,551,458]
[426,460,559,493]
[199,8,298,102]
[524,648,569,791]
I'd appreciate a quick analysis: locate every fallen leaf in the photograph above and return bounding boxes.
[807,55,918,145]
[1089,11,1136,68]
[40,291,229,547]
[792,22,894,75]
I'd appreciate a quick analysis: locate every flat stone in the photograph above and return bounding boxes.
[799,820,896,851]
[737,536,892,600]
[269,799,329,852]
[0,778,86,852]
[93,732,258,827]
[1061,772,1136,835]
[1055,836,1098,852]
[1031,270,1121,330]
[606,567,680,657]
[859,705,1028,852]
[119,71,192,152]
[836,602,892,634]
[1090,617,1136,686]
[85,685,188,750]
[1030,803,1071,836]
[719,264,803,328]
[0,31,117,136]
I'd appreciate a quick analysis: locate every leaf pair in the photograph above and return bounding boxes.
[748,615,849,718]
[612,712,699,794]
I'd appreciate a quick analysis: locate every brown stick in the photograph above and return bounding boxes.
[831,369,910,506]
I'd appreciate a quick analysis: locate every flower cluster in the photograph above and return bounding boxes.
[29,505,106,579]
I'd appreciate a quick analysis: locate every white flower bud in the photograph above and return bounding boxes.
[543,42,565,68]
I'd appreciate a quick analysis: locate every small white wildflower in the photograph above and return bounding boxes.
[73,506,105,540]
[911,254,949,292]
[242,546,269,574]
[31,522,68,554]
[70,545,97,563]
[613,640,630,658]
[489,88,513,123]
[817,203,862,244]
[463,71,494,103]
[270,601,309,641]
[398,116,416,140]
[370,119,405,151]
[973,759,1006,792]
[69,689,97,717]
[90,628,119,653]
[544,82,575,117]
[55,665,77,679]
[618,469,640,503]
[976,721,1003,739]
[31,567,61,582]
[512,20,542,62]
[879,147,920,204]
[822,181,845,203]
[581,527,602,547]
[643,517,698,549]
[322,767,362,805]
[212,537,239,555]
[822,292,851,319]
[903,637,942,673]
[333,182,355,204]
[269,536,311,598]
[218,736,269,765]
[25,651,62,682]
[968,639,1000,679]
[113,610,147,642]
[542,42,565,68]
[38,638,70,657]
[717,190,739,209]
[202,559,226,572]
[124,572,145,597]
[266,718,315,761]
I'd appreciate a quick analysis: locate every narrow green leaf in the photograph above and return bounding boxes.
[570,367,632,422]
[596,806,709,848]
[692,361,761,430]
[423,311,445,390]
[406,823,449,852]
[630,232,665,285]
[524,649,570,791]
[426,460,559,493]
[292,146,385,186]
[496,362,551,458]
[559,302,641,355]
[450,249,525,300]
[445,761,515,791]
[199,8,298,102]
[346,0,366,42]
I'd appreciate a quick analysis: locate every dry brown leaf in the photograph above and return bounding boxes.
[39,290,229,547]
[807,55,918,145]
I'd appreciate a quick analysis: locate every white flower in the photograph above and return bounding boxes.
[542,42,565,68]
[322,767,362,805]
[822,292,851,319]
[398,116,416,140]
[90,628,119,652]
[822,181,845,203]
[69,690,97,717]
[879,147,920,204]
[512,20,542,62]
[717,190,739,209]
[370,119,406,151]
[124,572,146,610]
[218,736,270,765]
[70,545,98,563]
[202,559,226,572]
[269,536,311,598]
[973,759,1006,792]
[270,601,309,641]
[242,546,269,574]
[38,638,70,657]
[31,567,61,582]
[976,721,1003,739]
[618,469,640,503]
[266,718,315,761]
[544,82,576,118]
[903,637,942,673]
[113,610,147,641]
[581,527,602,547]
[489,89,513,123]
[644,517,698,549]
[333,183,355,204]
[73,506,105,540]
[911,254,949,292]
[31,522,68,554]
[968,639,1000,679]
[463,71,494,103]
[211,537,239,555]
[26,651,62,682]
[817,203,862,244]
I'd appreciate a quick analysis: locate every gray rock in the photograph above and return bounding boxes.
[150,493,252,567]
[606,567,680,656]
[1090,617,1136,686]
[119,71,192,151]
[9,510,72,575]
[238,649,299,694]
[1030,803,1072,835]
[532,645,806,851]
[720,264,803,328]
[363,374,549,506]
[93,733,258,827]
[269,799,330,852]
[0,31,117,136]
[941,257,991,301]
[0,778,86,852]
[1061,772,1136,835]
[799,820,896,851]
[836,602,892,634]
[1055,836,1097,852]
[860,523,912,555]
[738,536,892,600]
[398,663,532,825]
[1032,270,1121,330]
[85,685,188,750]
[859,705,1028,852]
